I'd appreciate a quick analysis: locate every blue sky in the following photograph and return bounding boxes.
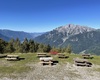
[0,0,100,32]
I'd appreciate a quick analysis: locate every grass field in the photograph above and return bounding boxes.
[0,53,100,78]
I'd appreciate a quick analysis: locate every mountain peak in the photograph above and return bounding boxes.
[55,24,95,35]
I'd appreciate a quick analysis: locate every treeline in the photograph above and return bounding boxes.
[0,38,72,54]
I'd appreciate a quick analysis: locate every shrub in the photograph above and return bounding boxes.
[50,50,58,55]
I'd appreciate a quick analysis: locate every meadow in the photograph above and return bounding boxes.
[0,53,100,80]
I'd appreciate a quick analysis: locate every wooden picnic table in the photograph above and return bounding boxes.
[58,53,69,58]
[82,54,93,59]
[0,54,7,58]
[5,55,20,61]
[39,57,53,66]
[74,58,92,67]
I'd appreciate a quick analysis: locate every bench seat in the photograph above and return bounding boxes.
[5,57,19,61]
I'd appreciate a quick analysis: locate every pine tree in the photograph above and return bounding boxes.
[37,44,44,52]
[9,38,15,46]
[29,39,35,53]
[5,42,15,53]
[43,44,51,52]
[0,39,7,53]
[34,42,39,52]
[14,38,21,53]
[22,38,29,53]
[65,44,72,54]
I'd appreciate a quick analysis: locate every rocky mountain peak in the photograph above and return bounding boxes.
[55,24,95,35]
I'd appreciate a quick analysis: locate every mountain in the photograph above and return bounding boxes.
[0,33,10,41]
[61,30,100,54]
[85,30,100,55]
[0,29,44,41]
[34,24,95,46]
[85,43,100,55]
[34,24,100,55]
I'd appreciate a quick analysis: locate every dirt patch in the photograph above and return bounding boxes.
[0,62,100,80]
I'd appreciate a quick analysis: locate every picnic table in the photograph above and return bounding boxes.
[58,53,69,58]
[39,57,53,66]
[37,53,51,57]
[82,54,93,59]
[73,58,92,67]
[0,54,7,58]
[5,55,20,61]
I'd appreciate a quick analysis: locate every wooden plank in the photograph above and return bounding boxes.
[37,55,47,57]
[7,55,19,58]
[74,58,88,62]
[5,58,19,61]
[40,57,53,61]
[0,54,7,58]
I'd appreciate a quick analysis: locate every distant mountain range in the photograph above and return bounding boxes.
[34,24,100,55]
[0,29,44,41]
[0,24,100,55]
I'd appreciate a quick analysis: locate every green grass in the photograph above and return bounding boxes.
[53,53,82,64]
[94,68,100,72]
[0,53,100,76]
[88,55,100,65]
[0,53,38,76]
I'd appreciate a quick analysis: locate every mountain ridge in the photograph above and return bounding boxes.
[0,24,100,55]
[0,29,44,41]
[34,24,100,54]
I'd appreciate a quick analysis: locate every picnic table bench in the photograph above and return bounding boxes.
[39,57,53,66]
[58,53,69,58]
[5,55,20,61]
[82,54,93,59]
[74,58,92,67]
[0,54,7,58]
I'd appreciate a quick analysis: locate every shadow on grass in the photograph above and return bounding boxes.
[52,60,59,65]
[19,57,25,60]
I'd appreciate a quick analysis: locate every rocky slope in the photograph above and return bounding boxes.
[34,24,100,54]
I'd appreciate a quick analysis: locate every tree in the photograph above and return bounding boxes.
[5,42,15,53]
[29,39,35,53]
[22,38,29,53]
[34,42,39,52]
[43,44,51,52]
[14,38,21,53]
[9,38,15,45]
[0,39,7,53]
[37,44,44,52]
[65,44,72,54]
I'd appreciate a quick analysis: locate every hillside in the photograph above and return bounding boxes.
[34,24,95,46]
[0,29,44,41]
[61,30,100,54]
[0,33,10,41]
[34,24,100,54]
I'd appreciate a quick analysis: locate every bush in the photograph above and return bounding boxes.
[50,50,58,55]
